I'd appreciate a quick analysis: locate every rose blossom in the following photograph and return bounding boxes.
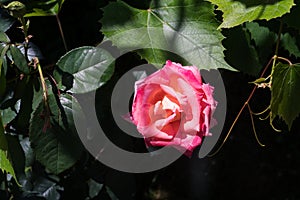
[131,60,217,157]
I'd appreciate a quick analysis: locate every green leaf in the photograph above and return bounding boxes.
[0,115,8,150]
[6,135,25,177]
[32,177,62,199]
[29,91,84,174]
[271,62,300,130]
[0,66,5,97]
[281,33,300,58]
[0,9,15,32]
[9,45,29,74]
[56,46,115,93]
[24,0,65,17]
[0,149,18,184]
[1,100,19,125]
[101,0,234,71]
[0,31,10,43]
[207,0,295,28]
[16,80,33,131]
[223,25,261,75]
[245,22,277,62]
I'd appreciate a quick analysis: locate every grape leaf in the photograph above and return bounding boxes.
[101,0,234,71]
[245,22,277,62]
[207,0,295,29]
[222,25,261,75]
[281,33,300,58]
[29,91,84,174]
[271,62,300,130]
[56,46,115,94]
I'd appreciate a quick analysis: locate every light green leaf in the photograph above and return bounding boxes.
[29,91,84,174]
[56,46,115,93]
[281,33,300,58]
[24,0,65,17]
[101,0,234,71]
[0,150,18,183]
[207,0,295,28]
[0,116,19,184]
[0,31,10,43]
[271,62,300,130]
[9,45,29,74]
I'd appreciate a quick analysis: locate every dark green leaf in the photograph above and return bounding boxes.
[207,0,295,28]
[88,179,103,198]
[0,66,5,97]
[1,100,19,125]
[32,177,62,199]
[101,0,234,70]
[29,91,84,174]
[6,135,25,177]
[223,25,261,75]
[245,22,277,62]
[20,137,34,168]
[56,46,115,93]
[16,80,33,131]
[0,44,9,76]
[0,9,15,32]
[271,62,300,130]
[281,33,300,58]
[10,45,29,74]
[0,115,8,150]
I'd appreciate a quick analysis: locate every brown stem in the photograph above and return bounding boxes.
[208,57,274,157]
[56,15,68,52]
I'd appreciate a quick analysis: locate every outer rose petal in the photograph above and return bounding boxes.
[131,60,217,157]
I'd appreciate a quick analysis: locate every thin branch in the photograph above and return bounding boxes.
[247,104,265,147]
[56,15,68,52]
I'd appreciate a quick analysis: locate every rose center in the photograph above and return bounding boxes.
[152,95,181,123]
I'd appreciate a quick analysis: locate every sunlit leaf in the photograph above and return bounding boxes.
[56,46,115,93]
[0,150,18,183]
[207,0,295,28]
[271,62,300,130]
[101,0,234,70]
[24,0,65,17]
[0,31,10,43]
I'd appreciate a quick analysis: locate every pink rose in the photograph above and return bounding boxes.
[131,60,217,157]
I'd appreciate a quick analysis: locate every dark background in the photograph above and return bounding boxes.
[3,0,300,199]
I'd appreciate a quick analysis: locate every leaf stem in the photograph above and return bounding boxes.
[208,20,285,157]
[208,57,274,157]
[247,104,265,147]
[34,58,51,132]
[56,15,68,52]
